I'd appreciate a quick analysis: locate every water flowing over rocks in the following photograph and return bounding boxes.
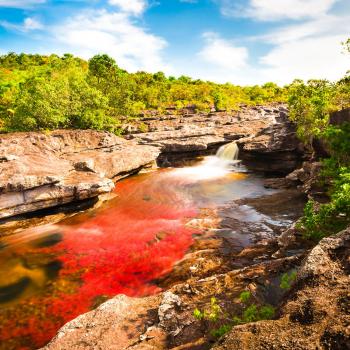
[0,104,303,220]
[3,104,349,350]
[0,130,159,219]
[128,104,304,171]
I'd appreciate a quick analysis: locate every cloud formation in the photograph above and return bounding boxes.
[218,0,339,21]
[108,0,147,16]
[0,0,45,8]
[199,32,248,70]
[52,9,170,73]
[0,17,43,32]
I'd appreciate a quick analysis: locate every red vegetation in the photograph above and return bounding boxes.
[0,172,200,350]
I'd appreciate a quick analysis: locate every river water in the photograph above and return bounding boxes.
[0,153,304,350]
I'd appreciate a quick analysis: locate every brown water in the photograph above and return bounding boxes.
[0,157,303,350]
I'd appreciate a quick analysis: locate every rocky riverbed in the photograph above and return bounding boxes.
[0,104,303,222]
[1,104,348,350]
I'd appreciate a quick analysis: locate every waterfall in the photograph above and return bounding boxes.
[216,142,239,161]
[169,142,240,181]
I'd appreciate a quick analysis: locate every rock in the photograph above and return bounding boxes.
[158,292,183,336]
[130,126,227,153]
[237,109,304,174]
[298,227,350,279]
[0,130,160,219]
[41,294,162,350]
[329,107,350,125]
[212,226,350,350]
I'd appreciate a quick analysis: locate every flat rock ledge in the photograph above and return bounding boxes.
[0,130,160,219]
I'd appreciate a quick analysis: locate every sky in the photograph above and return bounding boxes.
[0,0,349,85]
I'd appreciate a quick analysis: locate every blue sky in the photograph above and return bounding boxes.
[0,0,349,85]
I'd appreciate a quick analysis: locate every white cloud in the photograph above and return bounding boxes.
[218,0,339,21]
[52,9,171,73]
[259,35,349,84]
[196,1,349,85]
[0,0,45,8]
[0,17,43,32]
[198,32,248,70]
[108,0,147,16]
[23,17,43,30]
[259,15,350,45]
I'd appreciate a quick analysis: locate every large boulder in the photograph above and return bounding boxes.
[0,130,159,219]
[237,106,304,174]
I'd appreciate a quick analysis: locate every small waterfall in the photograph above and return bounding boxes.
[169,142,240,181]
[216,142,239,161]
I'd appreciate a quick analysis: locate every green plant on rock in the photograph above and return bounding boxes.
[298,157,350,241]
[280,271,297,290]
[193,292,275,339]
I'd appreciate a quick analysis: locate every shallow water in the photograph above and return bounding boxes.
[0,157,301,350]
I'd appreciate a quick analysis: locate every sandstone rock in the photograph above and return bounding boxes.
[213,226,350,350]
[0,130,159,219]
[41,294,162,350]
[129,126,227,154]
[238,108,304,174]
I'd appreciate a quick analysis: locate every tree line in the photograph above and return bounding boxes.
[0,52,286,133]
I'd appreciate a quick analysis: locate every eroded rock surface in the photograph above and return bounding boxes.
[237,107,304,174]
[0,130,159,219]
[128,104,303,172]
[213,227,350,350]
[1,104,303,220]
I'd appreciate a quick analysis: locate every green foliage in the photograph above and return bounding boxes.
[210,324,232,338]
[193,293,275,339]
[298,120,350,241]
[299,163,350,240]
[322,123,350,163]
[288,38,350,241]
[0,52,287,134]
[280,271,297,290]
[288,79,336,145]
[239,291,251,304]
[193,308,204,320]
[193,297,222,322]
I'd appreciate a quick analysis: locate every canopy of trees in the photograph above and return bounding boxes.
[0,52,287,133]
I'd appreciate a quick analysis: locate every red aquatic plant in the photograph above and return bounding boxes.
[0,172,200,350]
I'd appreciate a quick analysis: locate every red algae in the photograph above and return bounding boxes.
[0,171,200,350]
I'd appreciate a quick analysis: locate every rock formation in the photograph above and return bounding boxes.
[0,130,159,219]
[0,104,303,220]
